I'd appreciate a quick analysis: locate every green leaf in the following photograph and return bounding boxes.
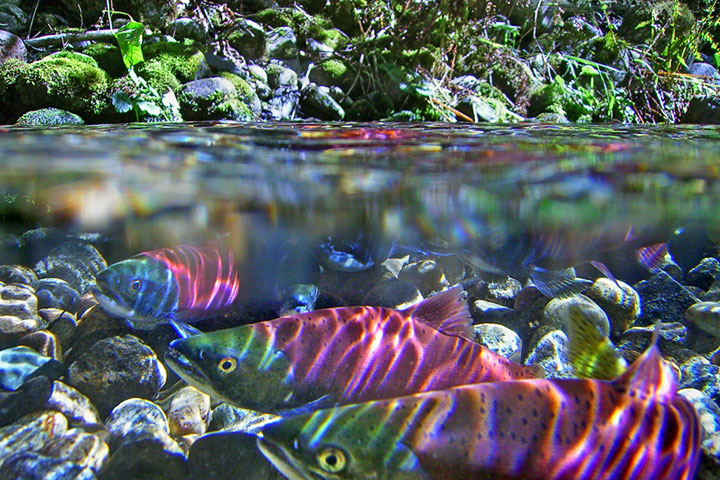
[137,101,163,116]
[111,91,134,113]
[114,21,145,69]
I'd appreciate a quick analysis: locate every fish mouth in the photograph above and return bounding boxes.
[164,343,219,398]
[92,286,159,329]
[257,437,316,480]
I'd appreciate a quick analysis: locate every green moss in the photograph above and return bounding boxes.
[309,59,352,88]
[137,60,181,93]
[254,8,300,29]
[16,107,84,126]
[44,51,99,68]
[218,72,260,109]
[82,43,126,78]
[142,41,209,83]
[0,58,28,97]
[0,56,110,120]
[179,87,252,121]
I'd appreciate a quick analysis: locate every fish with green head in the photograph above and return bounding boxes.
[165,286,542,413]
[257,330,700,480]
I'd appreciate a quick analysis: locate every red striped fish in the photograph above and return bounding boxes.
[93,245,240,330]
[258,336,701,480]
[165,286,543,413]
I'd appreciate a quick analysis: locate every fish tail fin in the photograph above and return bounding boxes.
[530,267,592,298]
[564,301,626,380]
[404,285,474,341]
[635,243,668,273]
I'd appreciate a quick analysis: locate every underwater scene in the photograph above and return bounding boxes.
[1,122,720,479]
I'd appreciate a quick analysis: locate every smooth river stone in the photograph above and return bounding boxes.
[0,410,68,465]
[163,386,211,437]
[40,428,109,473]
[473,323,522,362]
[584,277,641,336]
[0,282,41,347]
[686,301,720,338]
[398,259,449,296]
[106,398,169,447]
[0,345,64,391]
[45,381,101,427]
[543,294,610,335]
[0,451,96,480]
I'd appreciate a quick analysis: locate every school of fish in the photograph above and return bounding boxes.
[94,244,702,480]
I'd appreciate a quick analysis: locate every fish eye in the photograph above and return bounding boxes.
[129,279,142,292]
[317,446,347,473]
[217,356,237,373]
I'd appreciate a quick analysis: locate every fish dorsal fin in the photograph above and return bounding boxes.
[612,324,676,401]
[635,243,668,273]
[403,285,474,341]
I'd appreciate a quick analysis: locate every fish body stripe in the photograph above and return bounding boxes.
[143,245,240,313]
[248,306,538,406]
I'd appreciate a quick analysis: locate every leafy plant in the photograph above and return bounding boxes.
[107,12,181,122]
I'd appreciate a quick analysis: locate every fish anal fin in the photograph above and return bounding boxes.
[404,285,474,341]
[530,267,592,298]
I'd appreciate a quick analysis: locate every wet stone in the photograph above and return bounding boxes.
[65,306,133,363]
[266,26,298,60]
[361,279,422,310]
[33,240,107,294]
[679,388,720,464]
[0,265,37,285]
[0,282,40,346]
[67,335,166,416]
[299,83,345,121]
[162,386,211,437]
[543,294,610,335]
[686,302,720,339]
[0,345,64,390]
[19,329,62,360]
[471,299,515,324]
[687,257,720,291]
[207,403,247,432]
[99,426,186,480]
[524,329,570,378]
[0,451,96,480]
[45,381,101,427]
[398,259,449,297]
[485,277,522,307]
[32,278,80,312]
[584,277,640,337]
[40,428,109,473]
[680,362,720,406]
[106,398,169,448]
[617,323,689,354]
[0,376,53,428]
[0,410,68,464]
[0,30,27,63]
[266,64,299,90]
[634,270,699,326]
[187,431,284,480]
[40,308,77,349]
[473,323,522,362]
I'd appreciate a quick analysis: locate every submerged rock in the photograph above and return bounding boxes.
[19,329,62,360]
[0,282,41,348]
[0,265,36,285]
[398,259,449,297]
[634,270,699,326]
[45,381,101,428]
[686,302,720,339]
[187,431,283,480]
[67,335,166,416]
[33,241,107,294]
[40,428,109,473]
[99,426,186,480]
[0,451,96,480]
[162,386,211,437]
[0,376,53,428]
[584,278,640,336]
[679,388,720,468]
[524,329,570,378]
[0,345,64,391]
[32,278,80,312]
[106,398,169,447]
[687,258,720,291]
[473,323,522,362]
[360,279,422,310]
[16,108,84,126]
[0,410,68,465]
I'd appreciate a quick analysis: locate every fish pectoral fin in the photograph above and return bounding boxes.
[405,285,474,341]
[278,395,334,417]
[169,319,203,339]
[530,267,592,298]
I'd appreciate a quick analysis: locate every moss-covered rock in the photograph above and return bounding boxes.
[137,60,182,94]
[42,51,98,68]
[142,41,210,83]
[16,107,84,126]
[82,43,126,78]
[345,91,393,121]
[178,77,253,121]
[218,72,261,115]
[266,26,299,60]
[309,59,352,89]
[0,4,28,35]
[227,19,266,60]
[0,54,111,121]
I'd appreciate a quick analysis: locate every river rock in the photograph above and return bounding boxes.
[16,108,85,126]
[162,386,211,437]
[33,241,106,294]
[266,26,298,59]
[45,381,101,427]
[0,7,26,36]
[178,77,253,121]
[228,19,266,60]
[634,270,699,326]
[543,294,609,334]
[99,425,186,480]
[688,62,720,81]
[41,428,109,473]
[686,302,720,338]
[524,329,570,378]
[0,282,41,348]
[0,345,64,391]
[266,64,299,89]
[682,95,720,124]
[0,451,96,480]
[0,265,36,285]
[32,278,80,312]
[40,308,77,348]
[187,431,284,480]
[680,362,720,406]
[67,335,166,416]
[687,257,720,291]
[19,330,61,360]
[0,376,53,428]
[0,30,25,64]
[361,279,422,310]
[584,277,640,336]
[485,277,523,307]
[471,299,515,325]
[473,323,522,362]
[169,18,207,43]
[106,398,168,446]
[398,259,449,296]
[679,388,720,464]
[0,410,68,465]
[299,82,344,120]
[265,87,300,120]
